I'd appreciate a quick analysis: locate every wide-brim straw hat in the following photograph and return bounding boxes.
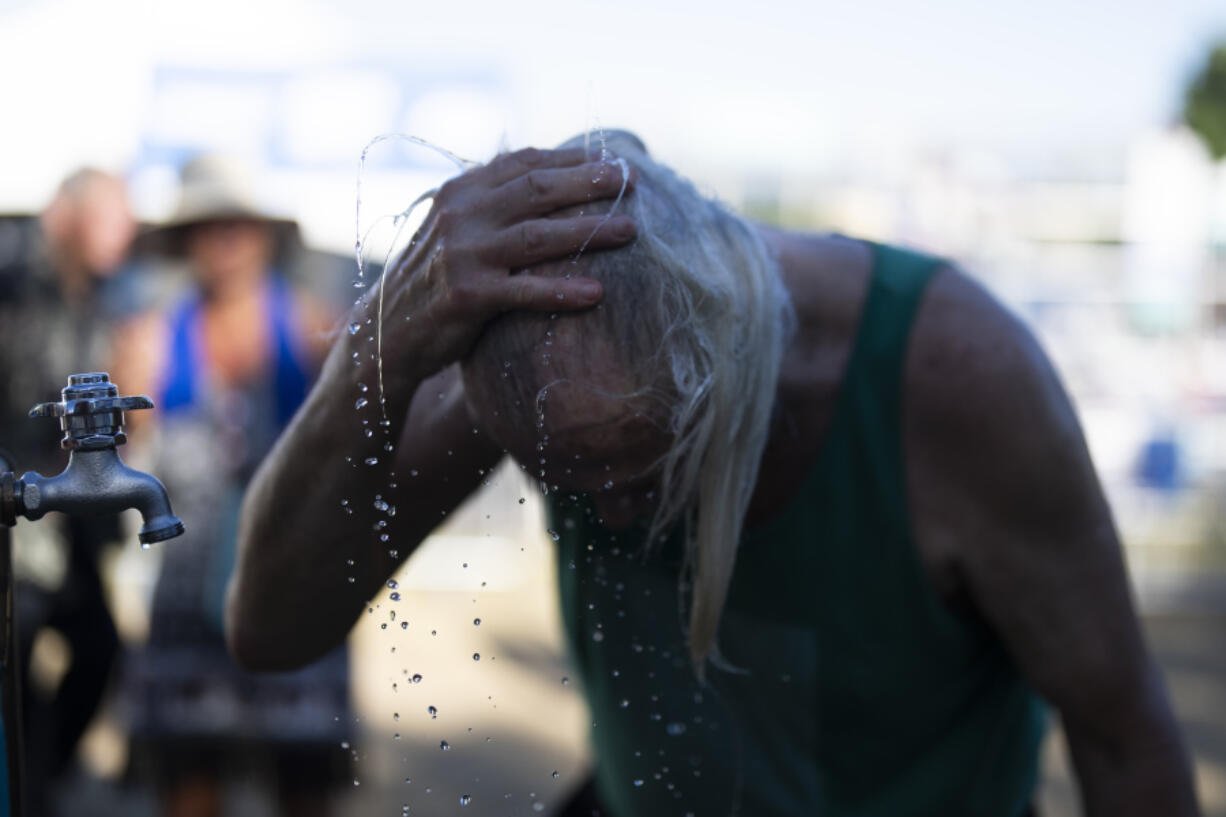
[137,154,299,257]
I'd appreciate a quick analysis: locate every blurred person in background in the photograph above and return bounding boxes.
[0,168,137,816]
[115,154,346,817]
[227,133,1199,816]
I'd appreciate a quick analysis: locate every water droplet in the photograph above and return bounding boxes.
[365,457,379,466]
[473,618,481,626]
[518,497,526,505]
[348,321,361,335]
[340,741,350,749]
[633,779,644,787]
[440,740,450,751]
[428,705,438,718]
[393,712,400,721]
[387,579,398,589]
[390,592,401,601]
[619,698,630,709]
[533,804,546,813]
[460,794,471,806]
[603,480,614,490]
[140,542,151,551]
[561,677,570,685]
[412,673,423,683]
[666,722,687,736]
[472,653,480,661]
[552,770,560,779]
[546,529,560,541]
[592,631,605,642]
[400,621,408,629]
[354,778,361,787]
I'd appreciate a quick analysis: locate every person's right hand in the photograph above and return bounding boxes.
[363,146,637,391]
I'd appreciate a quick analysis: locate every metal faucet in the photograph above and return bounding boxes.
[0,373,183,815]
[0,373,184,544]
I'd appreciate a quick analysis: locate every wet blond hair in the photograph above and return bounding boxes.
[468,132,794,672]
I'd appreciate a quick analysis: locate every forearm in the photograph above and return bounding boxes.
[226,310,426,670]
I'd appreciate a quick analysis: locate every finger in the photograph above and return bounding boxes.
[474,147,593,188]
[480,214,637,269]
[489,160,637,221]
[490,274,604,313]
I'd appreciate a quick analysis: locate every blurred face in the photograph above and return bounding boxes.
[184,219,274,292]
[75,180,136,275]
[463,331,671,529]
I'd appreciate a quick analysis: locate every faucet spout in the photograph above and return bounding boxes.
[17,449,185,545]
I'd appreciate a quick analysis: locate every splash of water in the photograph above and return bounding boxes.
[354,134,477,438]
[571,156,630,262]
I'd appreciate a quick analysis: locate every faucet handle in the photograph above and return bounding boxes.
[29,373,154,451]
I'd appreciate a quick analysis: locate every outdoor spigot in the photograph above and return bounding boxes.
[28,371,153,451]
[0,373,185,545]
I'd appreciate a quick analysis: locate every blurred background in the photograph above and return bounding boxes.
[1,0,1225,815]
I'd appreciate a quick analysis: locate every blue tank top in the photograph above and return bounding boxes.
[158,275,309,426]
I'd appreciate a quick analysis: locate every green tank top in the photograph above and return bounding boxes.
[547,242,1046,817]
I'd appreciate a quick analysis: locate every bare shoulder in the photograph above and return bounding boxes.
[904,263,1094,531]
[904,263,1154,706]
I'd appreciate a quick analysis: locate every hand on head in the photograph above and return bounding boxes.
[369,147,637,385]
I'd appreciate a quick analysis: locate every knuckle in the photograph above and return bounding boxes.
[433,204,460,232]
[436,177,463,203]
[525,170,552,200]
[519,222,548,255]
[443,279,483,314]
[513,147,544,167]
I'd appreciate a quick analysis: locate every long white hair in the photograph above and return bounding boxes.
[469,132,794,671]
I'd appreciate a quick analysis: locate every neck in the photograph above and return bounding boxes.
[46,248,94,305]
[202,267,267,305]
[746,226,875,525]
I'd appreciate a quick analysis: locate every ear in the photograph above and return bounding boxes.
[558,129,649,157]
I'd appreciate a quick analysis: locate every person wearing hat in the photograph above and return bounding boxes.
[115,154,345,817]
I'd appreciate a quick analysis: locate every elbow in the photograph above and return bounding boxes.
[224,578,293,672]
[224,575,344,672]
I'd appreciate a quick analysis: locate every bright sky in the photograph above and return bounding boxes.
[1,0,1224,211]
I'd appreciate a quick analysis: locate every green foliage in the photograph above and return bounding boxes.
[1184,42,1226,161]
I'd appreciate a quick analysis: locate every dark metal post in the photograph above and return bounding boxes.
[0,449,23,817]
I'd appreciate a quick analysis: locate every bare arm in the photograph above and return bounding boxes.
[226,147,637,670]
[907,269,1199,817]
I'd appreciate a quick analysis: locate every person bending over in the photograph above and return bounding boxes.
[226,133,1199,816]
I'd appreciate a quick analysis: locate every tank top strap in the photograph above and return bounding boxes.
[837,243,943,511]
[158,296,203,413]
[852,242,945,407]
